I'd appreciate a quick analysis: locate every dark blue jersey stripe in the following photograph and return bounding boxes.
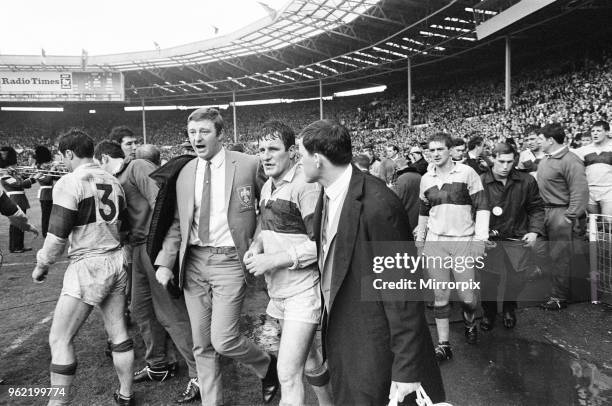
[584,151,612,167]
[260,198,307,235]
[48,204,78,239]
[423,182,472,208]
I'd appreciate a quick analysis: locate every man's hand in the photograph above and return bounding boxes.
[32,265,48,283]
[389,381,420,404]
[521,232,538,248]
[156,266,173,288]
[471,239,487,257]
[484,240,497,250]
[244,253,282,277]
[27,224,39,237]
[243,243,263,263]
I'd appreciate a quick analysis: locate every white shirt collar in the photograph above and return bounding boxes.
[199,147,225,169]
[325,164,352,200]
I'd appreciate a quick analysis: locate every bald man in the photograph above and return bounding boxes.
[136,144,162,167]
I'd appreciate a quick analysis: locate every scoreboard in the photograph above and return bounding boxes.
[0,71,124,102]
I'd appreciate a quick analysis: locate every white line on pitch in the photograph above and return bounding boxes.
[0,311,54,359]
[2,260,69,267]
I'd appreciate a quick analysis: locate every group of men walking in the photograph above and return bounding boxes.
[23,106,610,405]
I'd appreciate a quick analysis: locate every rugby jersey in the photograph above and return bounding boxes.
[258,163,320,298]
[573,143,612,189]
[37,163,126,267]
[419,162,489,239]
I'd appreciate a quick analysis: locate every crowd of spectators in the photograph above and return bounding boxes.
[0,48,610,164]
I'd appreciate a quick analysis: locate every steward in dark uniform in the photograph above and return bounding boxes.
[0,146,37,252]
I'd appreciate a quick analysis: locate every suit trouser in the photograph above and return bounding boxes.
[183,246,270,406]
[9,208,25,251]
[40,200,52,238]
[482,242,529,317]
[543,207,574,300]
[131,243,197,377]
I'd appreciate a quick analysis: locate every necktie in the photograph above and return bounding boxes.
[198,160,211,244]
[321,193,330,249]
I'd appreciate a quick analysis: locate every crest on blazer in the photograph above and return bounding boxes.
[238,185,253,207]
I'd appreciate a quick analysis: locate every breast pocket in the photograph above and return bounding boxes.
[235,185,255,213]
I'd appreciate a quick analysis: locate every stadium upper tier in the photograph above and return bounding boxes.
[1,0,601,103]
[1,45,609,159]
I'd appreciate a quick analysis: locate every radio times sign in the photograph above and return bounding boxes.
[0,71,72,93]
[0,71,124,101]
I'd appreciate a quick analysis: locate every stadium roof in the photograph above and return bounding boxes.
[0,0,607,104]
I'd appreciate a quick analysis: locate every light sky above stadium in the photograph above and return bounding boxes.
[0,0,288,56]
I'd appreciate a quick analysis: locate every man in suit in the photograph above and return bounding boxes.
[154,108,279,406]
[299,119,444,405]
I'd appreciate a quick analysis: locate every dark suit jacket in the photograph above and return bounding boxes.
[154,150,260,288]
[314,166,444,405]
[394,167,422,230]
[147,154,194,296]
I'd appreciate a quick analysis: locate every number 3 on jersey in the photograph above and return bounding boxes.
[95,183,118,222]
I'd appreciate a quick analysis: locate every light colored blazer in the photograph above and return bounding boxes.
[154,150,260,287]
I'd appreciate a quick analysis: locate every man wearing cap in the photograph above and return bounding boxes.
[408,146,428,175]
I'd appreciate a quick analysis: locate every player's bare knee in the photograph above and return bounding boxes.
[48,332,71,351]
[277,363,301,388]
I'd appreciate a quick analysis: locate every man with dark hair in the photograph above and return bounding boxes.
[154,108,279,405]
[244,120,332,406]
[518,126,546,176]
[536,123,588,310]
[417,132,490,361]
[32,129,135,405]
[465,135,488,174]
[450,138,467,163]
[574,132,592,148]
[574,120,612,217]
[109,126,139,159]
[362,146,380,177]
[300,119,444,405]
[480,143,545,330]
[95,141,200,403]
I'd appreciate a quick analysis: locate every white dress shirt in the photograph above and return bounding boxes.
[322,164,352,253]
[189,148,234,247]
